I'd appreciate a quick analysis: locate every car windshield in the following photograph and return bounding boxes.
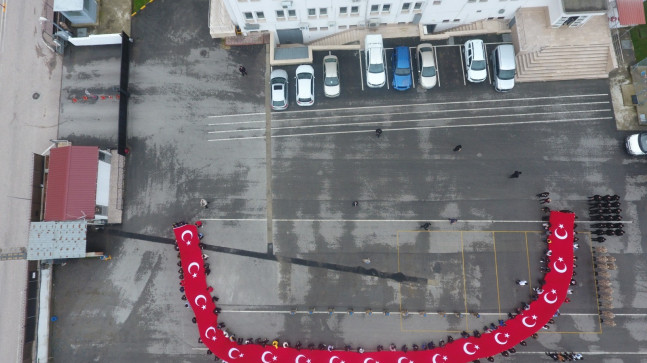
[471,60,486,71]
[369,63,384,73]
[298,97,312,103]
[271,77,286,84]
[395,66,410,76]
[421,66,436,77]
[325,77,339,86]
[639,133,647,152]
[498,69,515,80]
[297,73,311,80]
[272,100,284,107]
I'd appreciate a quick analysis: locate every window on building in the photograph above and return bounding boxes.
[255,11,265,19]
[414,2,423,10]
[276,10,285,18]
[433,0,441,4]
[479,0,487,2]
[288,9,296,17]
[320,8,327,16]
[244,12,253,20]
[351,6,359,14]
[382,4,391,12]
[308,8,316,16]
[442,19,450,22]
[402,2,411,11]
[453,19,460,22]
[340,6,348,15]
[371,5,379,13]
[468,0,476,2]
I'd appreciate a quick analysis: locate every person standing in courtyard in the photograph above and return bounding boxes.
[454,145,462,152]
[510,171,522,178]
[239,65,247,76]
[376,128,382,138]
[200,199,209,209]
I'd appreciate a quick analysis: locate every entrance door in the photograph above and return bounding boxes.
[277,29,303,44]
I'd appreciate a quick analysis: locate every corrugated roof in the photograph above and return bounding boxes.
[27,221,87,260]
[617,0,646,26]
[44,146,98,221]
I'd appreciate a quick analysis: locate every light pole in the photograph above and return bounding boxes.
[38,16,71,54]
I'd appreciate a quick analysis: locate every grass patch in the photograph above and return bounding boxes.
[133,0,149,13]
[630,1,647,62]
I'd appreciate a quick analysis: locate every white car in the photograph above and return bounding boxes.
[270,69,288,111]
[295,65,315,107]
[464,39,487,83]
[416,43,437,89]
[323,55,340,98]
[365,34,386,88]
[626,132,647,155]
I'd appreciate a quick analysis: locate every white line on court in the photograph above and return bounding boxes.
[207,100,610,128]
[208,111,265,118]
[206,107,611,134]
[207,116,613,142]
[206,93,609,120]
[201,218,631,224]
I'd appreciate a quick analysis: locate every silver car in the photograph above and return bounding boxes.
[416,43,437,89]
[270,69,288,111]
[323,55,340,98]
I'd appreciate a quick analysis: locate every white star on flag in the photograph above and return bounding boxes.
[443,356,448,361]
[558,257,564,262]
[559,224,564,228]
[551,289,557,294]
[212,336,216,341]
[201,305,206,310]
[505,333,510,338]
[273,357,277,361]
[192,273,197,278]
[240,353,244,357]
[475,345,480,350]
[186,241,191,245]
[532,315,538,320]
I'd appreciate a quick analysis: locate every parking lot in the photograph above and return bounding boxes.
[48,0,647,361]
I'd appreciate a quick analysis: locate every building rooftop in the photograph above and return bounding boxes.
[27,221,87,260]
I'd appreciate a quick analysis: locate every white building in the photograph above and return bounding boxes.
[211,0,608,44]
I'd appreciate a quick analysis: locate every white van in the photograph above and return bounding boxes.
[491,44,516,92]
[365,34,386,88]
[626,133,647,155]
[464,39,487,83]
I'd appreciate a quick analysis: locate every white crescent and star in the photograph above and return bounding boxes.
[296,355,310,363]
[204,326,217,341]
[181,230,193,244]
[432,354,441,363]
[194,294,207,307]
[522,315,537,328]
[553,257,568,273]
[363,358,376,363]
[494,332,509,345]
[553,224,568,240]
[330,356,341,363]
[261,351,276,363]
[188,262,200,274]
[228,348,242,359]
[544,289,558,304]
[463,342,479,355]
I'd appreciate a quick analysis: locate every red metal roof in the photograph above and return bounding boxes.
[617,0,646,26]
[44,146,99,221]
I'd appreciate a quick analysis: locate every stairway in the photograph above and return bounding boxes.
[421,19,510,40]
[516,44,613,82]
[308,27,367,46]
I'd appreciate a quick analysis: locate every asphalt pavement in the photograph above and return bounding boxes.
[48,0,647,362]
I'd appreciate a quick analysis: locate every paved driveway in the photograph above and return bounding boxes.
[49,0,647,361]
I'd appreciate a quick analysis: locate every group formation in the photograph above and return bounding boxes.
[588,194,623,243]
[546,351,584,361]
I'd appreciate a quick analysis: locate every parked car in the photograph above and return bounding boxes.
[464,39,487,83]
[323,55,340,98]
[491,44,516,92]
[416,43,437,89]
[626,132,647,155]
[295,65,315,106]
[391,46,412,91]
[270,69,288,111]
[365,34,386,88]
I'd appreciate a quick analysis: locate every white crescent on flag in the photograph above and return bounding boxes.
[181,230,193,243]
[494,332,509,345]
[228,348,241,359]
[261,351,274,363]
[330,356,341,363]
[295,355,308,363]
[553,224,568,240]
[544,289,558,304]
[432,353,441,363]
[188,262,200,274]
[463,342,478,355]
[204,326,217,340]
[194,294,207,306]
[397,358,410,363]
[363,358,376,363]
[522,315,537,328]
[553,258,568,273]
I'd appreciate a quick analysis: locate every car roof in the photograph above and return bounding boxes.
[394,46,410,67]
[324,57,338,77]
[368,46,383,64]
[495,44,516,69]
[295,64,314,75]
[270,69,288,79]
[467,39,485,60]
[419,46,435,66]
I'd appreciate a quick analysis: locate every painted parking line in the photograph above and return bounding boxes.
[434,45,441,88]
[358,49,364,91]
[458,45,466,85]
[409,46,415,89]
[383,48,390,90]
[207,116,614,141]
[484,43,492,84]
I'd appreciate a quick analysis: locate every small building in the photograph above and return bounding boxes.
[54,0,98,26]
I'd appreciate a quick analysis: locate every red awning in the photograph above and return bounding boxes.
[44,146,99,221]
[617,0,646,26]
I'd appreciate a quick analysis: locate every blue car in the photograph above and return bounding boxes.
[391,46,412,91]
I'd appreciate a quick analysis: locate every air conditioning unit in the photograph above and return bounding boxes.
[368,18,380,28]
[299,22,309,30]
[281,1,293,8]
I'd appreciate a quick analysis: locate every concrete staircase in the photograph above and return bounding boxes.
[421,19,510,40]
[516,44,613,82]
[309,27,366,46]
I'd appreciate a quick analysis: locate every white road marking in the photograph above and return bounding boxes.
[207,108,611,134]
[208,100,610,127]
[207,116,613,141]
[208,112,265,118]
[358,49,364,91]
